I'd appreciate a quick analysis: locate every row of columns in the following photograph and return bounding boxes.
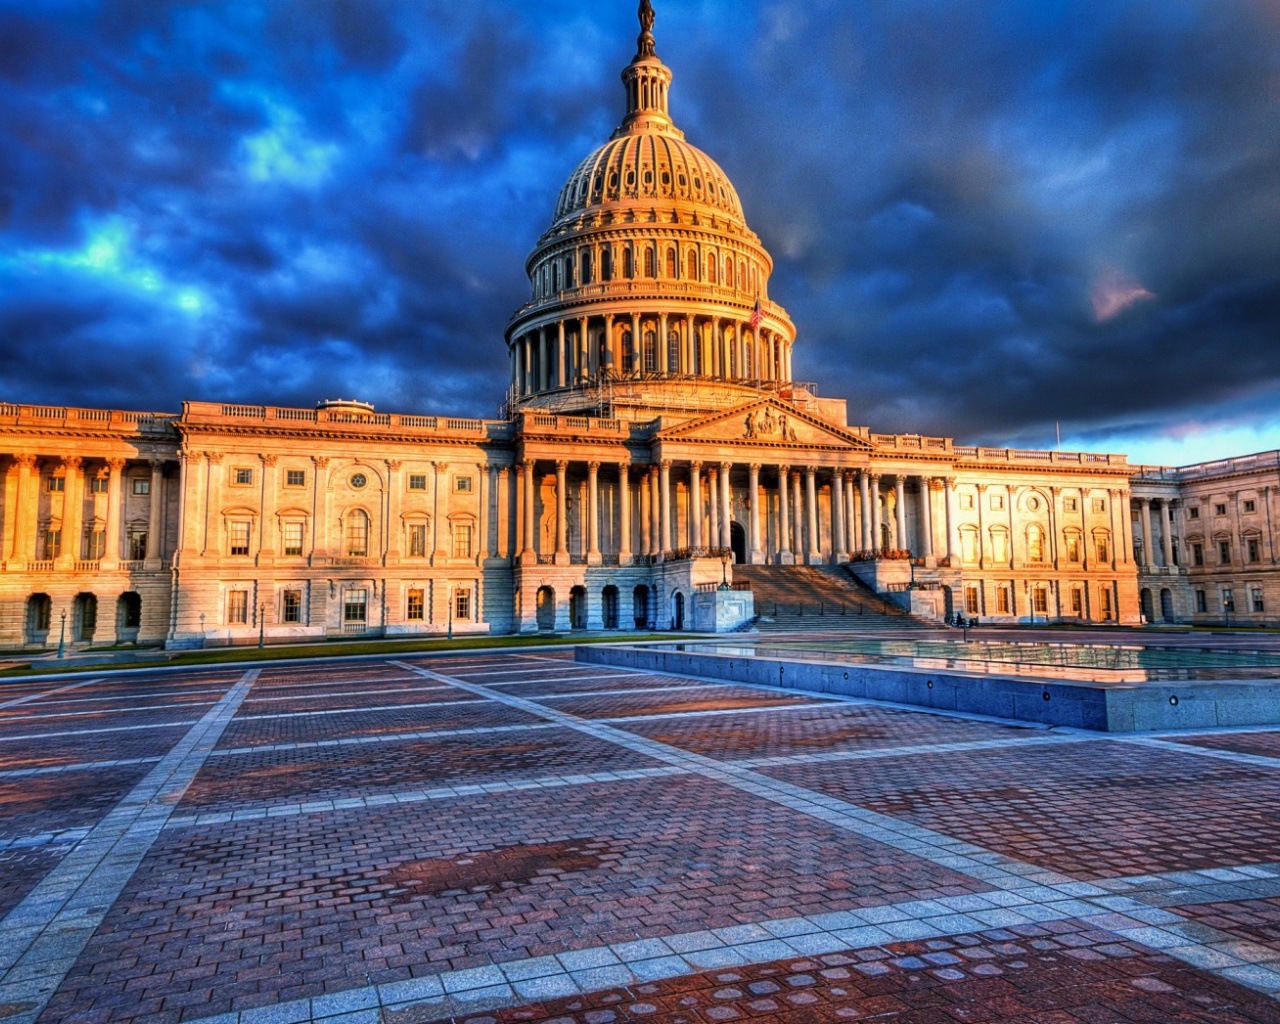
[1135,497,1176,569]
[4,455,162,569]
[510,312,795,397]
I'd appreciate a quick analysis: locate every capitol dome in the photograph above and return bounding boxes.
[504,2,797,416]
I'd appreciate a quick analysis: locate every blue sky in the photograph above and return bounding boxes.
[1,0,1278,467]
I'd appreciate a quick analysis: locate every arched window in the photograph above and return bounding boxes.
[724,256,732,287]
[708,256,718,285]
[667,330,680,373]
[623,248,634,278]
[1027,524,1045,563]
[687,248,698,280]
[565,257,576,289]
[600,248,612,282]
[665,248,677,279]
[644,247,655,277]
[621,330,634,374]
[554,261,562,291]
[581,249,593,284]
[346,510,369,558]
[726,328,737,377]
[743,338,753,378]
[643,330,657,372]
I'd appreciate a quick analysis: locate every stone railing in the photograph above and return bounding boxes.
[0,405,178,435]
[180,402,513,441]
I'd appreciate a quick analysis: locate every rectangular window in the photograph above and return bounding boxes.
[281,590,302,623]
[343,588,367,624]
[1218,540,1232,564]
[1214,503,1227,516]
[1100,588,1113,620]
[1064,497,1078,513]
[285,469,306,488]
[43,529,62,559]
[964,585,980,615]
[1192,542,1204,566]
[90,477,108,493]
[408,474,427,491]
[132,478,150,495]
[960,494,975,510]
[1071,588,1083,614]
[1065,536,1081,562]
[1092,497,1106,513]
[454,587,472,620]
[84,530,105,560]
[1253,588,1265,613]
[1096,537,1110,563]
[452,524,473,559]
[454,476,473,493]
[1247,538,1261,563]
[989,493,1004,510]
[345,514,368,557]
[991,532,1008,563]
[407,588,425,621]
[1188,506,1200,519]
[227,591,248,624]
[283,521,304,556]
[128,530,147,560]
[961,531,978,564]
[1243,499,1256,513]
[1195,589,1207,613]
[229,521,251,556]
[408,523,427,557]
[996,588,1010,614]
[233,468,253,486]
[1223,587,1235,612]
[1033,587,1049,614]
[46,477,65,493]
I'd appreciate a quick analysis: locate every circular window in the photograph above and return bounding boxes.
[1028,496,1041,511]
[350,473,367,489]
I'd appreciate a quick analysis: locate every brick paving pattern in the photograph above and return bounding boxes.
[1,649,1279,1024]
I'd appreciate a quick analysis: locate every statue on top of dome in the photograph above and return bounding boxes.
[637,0,656,57]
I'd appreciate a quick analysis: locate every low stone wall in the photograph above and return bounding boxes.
[576,643,1280,732]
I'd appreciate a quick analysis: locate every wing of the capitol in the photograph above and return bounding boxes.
[1,8,1276,649]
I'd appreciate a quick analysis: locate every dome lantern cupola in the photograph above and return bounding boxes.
[617,1,679,139]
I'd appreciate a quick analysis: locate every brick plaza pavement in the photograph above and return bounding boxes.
[2,649,1280,1023]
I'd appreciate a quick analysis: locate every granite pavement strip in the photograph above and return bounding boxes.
[0,669,260,1024]
[3,656,1280,1023]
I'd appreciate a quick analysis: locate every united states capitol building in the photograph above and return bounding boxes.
[2,8,1276,649]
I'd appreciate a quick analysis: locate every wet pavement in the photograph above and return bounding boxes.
[2,648,1280,1023]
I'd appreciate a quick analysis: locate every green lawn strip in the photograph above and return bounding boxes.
[0,632,702,679]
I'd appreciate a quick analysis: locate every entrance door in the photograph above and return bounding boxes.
[1160,588,1174,622]
[601,586,619,629]
[673,591,685,631]
[74,593,98,642]
[569,586,587,630]
[633,585,649,629]
[730,522,746,564]
[536,586,556,631]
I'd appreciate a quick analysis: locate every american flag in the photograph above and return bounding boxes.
[749,296,762,329]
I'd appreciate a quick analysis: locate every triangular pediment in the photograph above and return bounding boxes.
[656,399,876,451]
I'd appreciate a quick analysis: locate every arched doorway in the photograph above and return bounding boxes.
[117,593,142,641]
[26,593,52,644]
[568,586,587,630]
[632,585,650,629]
[601,585,619,629]
[941,585,955,624]
[1160,588,1174,622]
[535,586,556,631]
[729,522,746,564]
[672,591,685,631]
[1139,589,1153,623]
[73,593,98,642]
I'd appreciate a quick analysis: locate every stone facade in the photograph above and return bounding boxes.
[1,11,1275,648]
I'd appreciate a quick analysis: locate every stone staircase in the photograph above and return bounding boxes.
[731,565,929,633]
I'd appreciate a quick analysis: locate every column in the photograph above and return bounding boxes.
[918,477,935,559]
[831,470,845,562]
[777,466,793,564]
[555,460,569,565]
[604,313,616,374]
[869,473,882,553]
[201,453,225,557]
[689,461,703,551]
[894,476,907,553]
[513,341,524,397]
[845,472,858,556]
[58,456,84,567]
[579,316,591,380]
[792,470,804,560]
[638,467,651,557]
[685,314,695,374]
[649,467,661,556]
[486,465,500,559]
[308,456,327,562]
[252,455,277,564]
[660,312,670,373]
[521,460,536,565]
[1139,497,1153,568]
[432,461,448,564]
[618,463,632,564]
[587,461,602,565]
[748,463,762,563]
[557,322,567,388]
[143,458,164,564]
[538,327,548,391]
[943,477,957,562]
[712,317,722,377]
[659,460,672,555]
[1160,501,1174,567]
[708,466,720,550]
[630,312,641,373]
[174,452,198,564]
[720,462,733,550]
[805,466,819,564]
[858,470,872,552]
[496,466,511,559]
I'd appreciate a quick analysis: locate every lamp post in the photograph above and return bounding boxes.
[57,608,67,659]
[1224,595,1231,630]
[258,601,265,649]
[719,550,730,591]
[447,583,454,640]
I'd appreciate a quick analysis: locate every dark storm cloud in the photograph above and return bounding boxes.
[0,0,1277,460]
